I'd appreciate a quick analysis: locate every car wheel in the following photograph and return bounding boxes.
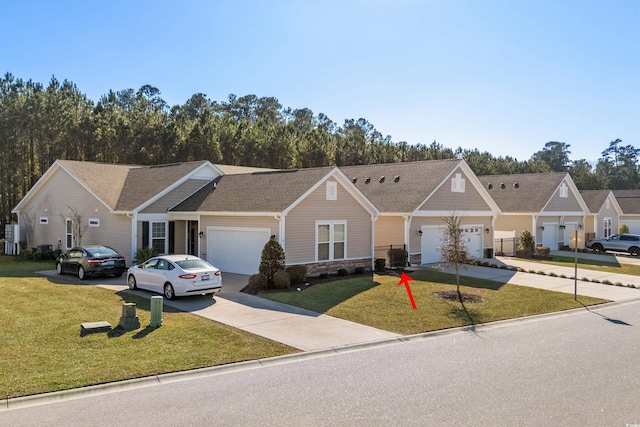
[78,266,86,280]
[56,262,64,275]
[115,272,124,278]
[630,247,640,257]
[591,244,604,253]
[164,283,175,300]
[128,275,137,290]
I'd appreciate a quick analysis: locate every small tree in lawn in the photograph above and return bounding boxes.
[438,215,467,301]
[259,238,286,286]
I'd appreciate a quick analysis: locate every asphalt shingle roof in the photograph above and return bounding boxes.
[171,167,335,212]
[579,190,611,214]
[477,172,567,213]
[340,159,462,212]
[613,190,640,214]
[58,160,211,211]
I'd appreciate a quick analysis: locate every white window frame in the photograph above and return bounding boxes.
[603,217,612,238]
[315,220,347,261]
[39,217,48,225]
[88,218,100,227]
[326,181,337,200]
[151,221,166,253]
[65,218,73,249]
[451,173,466,193]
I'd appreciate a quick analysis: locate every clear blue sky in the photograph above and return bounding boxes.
[3,0,639,164]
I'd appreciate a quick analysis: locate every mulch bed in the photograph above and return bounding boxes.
[434,290,484,303]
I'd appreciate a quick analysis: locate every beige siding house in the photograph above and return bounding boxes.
[13,160,378,275]
[341,160,501,265]
[613,190,640,234]
[478,173,589,251]
[12,160,224,264]
[580,190,622,240]
[171,167,378,275]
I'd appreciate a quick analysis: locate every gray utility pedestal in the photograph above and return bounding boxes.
[118,303,141,331]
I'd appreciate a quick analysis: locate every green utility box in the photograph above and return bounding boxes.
[150,296,163,327]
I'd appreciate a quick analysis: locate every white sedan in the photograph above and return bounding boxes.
[127,255,222,300]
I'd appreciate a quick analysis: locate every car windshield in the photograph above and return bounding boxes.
[87,247,119,257]
[175,259,214,270]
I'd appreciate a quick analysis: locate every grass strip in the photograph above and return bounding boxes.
[263,270,607,335]
[0,257,296,399]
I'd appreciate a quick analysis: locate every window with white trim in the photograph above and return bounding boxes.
[326,181,337,200]
[152,222,166,253]
[88,218,100,227]
[39,217,48,225]
[451,173,465,193]
[316,221,346,261]
[603,217,612,238]
[65,219,73,249]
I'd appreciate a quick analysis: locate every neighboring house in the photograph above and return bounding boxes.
[613,190,640,234]
[11,160,225,264]
[579,190,622,240]
[341,159,502,265]
[12,160,378,275]
[170,167,378,275]
[478,172,590,251]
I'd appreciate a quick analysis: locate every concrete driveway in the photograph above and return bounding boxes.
[415,251,640,302]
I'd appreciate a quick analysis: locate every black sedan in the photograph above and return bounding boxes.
[56,246,127,280]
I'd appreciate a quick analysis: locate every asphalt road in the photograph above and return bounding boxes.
[4,300,640,426]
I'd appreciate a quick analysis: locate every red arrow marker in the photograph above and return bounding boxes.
[398,272,417,310]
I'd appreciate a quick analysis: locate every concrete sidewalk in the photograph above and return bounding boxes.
[549,249,640,266]
[58,272,400,352]
[415,255,640,302]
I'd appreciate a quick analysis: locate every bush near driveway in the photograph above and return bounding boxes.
[262,270,607,335]
[0,257,296,399]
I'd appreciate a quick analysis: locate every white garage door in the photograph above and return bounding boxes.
[207,227,271,275]
[624,220,640,234]
[462,225,483,259]
[421,225,483,264]
[420,226,444,264]
[541,223,558,249]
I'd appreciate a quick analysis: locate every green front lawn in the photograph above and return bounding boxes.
[539,255,640,276]
[262,270,607,335]
[0,256,296,399]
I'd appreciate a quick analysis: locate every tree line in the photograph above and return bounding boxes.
[1,72,638,234]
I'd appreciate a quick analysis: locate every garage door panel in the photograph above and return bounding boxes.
[542,223,558,250]
[420,224,483,265]
[207,227,271,275]
[420,227,443,264]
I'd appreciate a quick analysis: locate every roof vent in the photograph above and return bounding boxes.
[352,177,357,184]
[394,175,400,182]
[379,176,385,183]
[365,177,371,184]
[513,182,519,188]
[487,183,493,189]
[500,182,505,189]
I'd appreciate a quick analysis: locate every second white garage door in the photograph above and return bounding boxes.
[207,227,272,275]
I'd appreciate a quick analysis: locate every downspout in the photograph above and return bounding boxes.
[128,213,137,266]
[275,214,285,250]
[532,214,538,245]
[403,215,411,264]
[371,215,378,271]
